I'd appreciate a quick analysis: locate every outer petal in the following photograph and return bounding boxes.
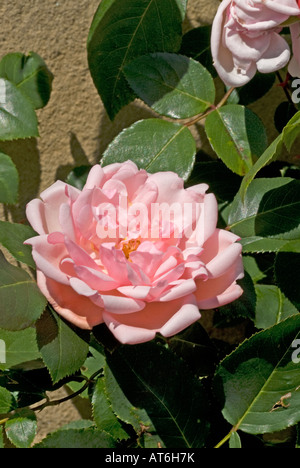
[26,198,48,235]
[205,242,243,278]
[256,33,290,73]
[195,258,244,308]
[25,235,69,285]
[196,282,243,309]
[36,271,104,329]
[83,164,106,190]
[103,295,201,344]
[40,180,69,233]
[262,0,300,16]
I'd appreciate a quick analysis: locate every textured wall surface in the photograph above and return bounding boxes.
[0,0,222,441]
[0,0,220,224]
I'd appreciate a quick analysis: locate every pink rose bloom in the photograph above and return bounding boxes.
[25,161,244,345]
[211,0,300,87]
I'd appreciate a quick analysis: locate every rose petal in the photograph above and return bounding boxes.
[25,235,68,285]
[101,294,145,314]
[83,164,106,190]
[256,33,290,73]
[26,199,48,235]
[159,295,201,337]
[37,271,104,329]
[196,283,244,309]
[159,278,196,302]
[205,242,242,278]
[74,265,120,291]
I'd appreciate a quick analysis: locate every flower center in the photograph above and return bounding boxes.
[121,238,141,259]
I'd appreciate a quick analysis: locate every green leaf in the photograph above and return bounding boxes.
[0,78,39,140]
[0,427,4,448]
[66,344,105,398]
[0,52,53,109]
[36,308,89,384]
[180,25,216,77]
[0,251,46,331]
[5,408,37,448]
[232,72,276,107]
[0,327,40,371]
[240,236,298,254]
[124,53,215,119]
[105,342,210,448]
[214,272,256,325]
[0,386,14,413]
[238,135,283,202]
[87,0,187,119]
[275,248,300,309]
[0,152,19,204]
[254,285,299,329]
[92,377,130,440]
[274,101,298,133]
[239,110,300,200]
[104,361,150,434]
[186,160,242,202]
[229,431,242,448]
[65,165,92,190]
[101,119,196,181]
[214,315,300,435]
[228,178,300,240]
[243,256,266,283]
[33,424,116,448]
[205,104,267,176]
[168,322,218,377]
[0,221,36,268]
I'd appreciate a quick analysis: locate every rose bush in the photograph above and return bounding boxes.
[211,0,300,87]
[24,161,244,344]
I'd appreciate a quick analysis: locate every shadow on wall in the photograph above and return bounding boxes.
[0,138,41,223]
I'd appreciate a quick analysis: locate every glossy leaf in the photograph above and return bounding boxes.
[205,104,267,176]
[34,424,116,448]
[0,386,14,413]
[0,221,36,268]
[239,110,300,200]
[0,251,46,331]
[228,178,300,240]
[254,285,298,329]
[101,119,196,181]
[186,159,242,202]
[232,72,276,106]
[229,431,242,448]
[0,78,39,140]
[92,377,130,440]
[0,328,40,371]
[36,308,89,384]
[214,272,256,326]
[275,247,300,309]
[105,342,210,448]
[87,0,187,119]
[240,236,298,254]
[215,315,300,434]
[5,408,37,448]
[0,52,53,109]
[168,321,218,377]
[0,152,19,204]
[180,25,216,77]
[124,52,215,119]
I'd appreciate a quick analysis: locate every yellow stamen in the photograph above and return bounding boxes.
[122,238,141,259]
